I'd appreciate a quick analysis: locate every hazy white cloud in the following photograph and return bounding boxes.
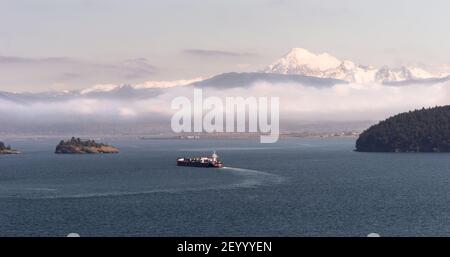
[0,56,157,92]
[182,49,258,58]
[246,81,450,121]
[165,81,449,122]
[118,107,137,117]
[1,81,450,133]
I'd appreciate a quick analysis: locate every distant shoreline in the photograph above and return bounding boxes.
[0,132,360,141]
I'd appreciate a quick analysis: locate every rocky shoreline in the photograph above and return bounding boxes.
[55,137,119,154]
[0,141,20,154]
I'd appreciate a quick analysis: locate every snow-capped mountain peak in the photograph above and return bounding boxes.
[80,84,119,95]
[341,60,357,70]
[79,78,204,95]
[264,47,447,83]
[282,48,341,71]
[133,78,204,89]
[266,48,341,74]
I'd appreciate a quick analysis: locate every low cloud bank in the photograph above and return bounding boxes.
[0,80,449,134]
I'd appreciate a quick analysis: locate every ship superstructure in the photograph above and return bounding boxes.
[177,151,224,168]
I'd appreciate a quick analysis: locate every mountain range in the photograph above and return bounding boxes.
[1,47,450,102]
[1,47,449,136]
[263,48,450,84]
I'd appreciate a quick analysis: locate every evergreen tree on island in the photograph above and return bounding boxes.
[55,137,118,154]
[356,105,450,152]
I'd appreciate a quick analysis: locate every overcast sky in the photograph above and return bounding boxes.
[1,0,450,92]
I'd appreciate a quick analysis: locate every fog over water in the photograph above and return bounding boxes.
[1,80,449,135]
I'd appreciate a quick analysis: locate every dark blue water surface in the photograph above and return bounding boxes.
[1,137,450,236]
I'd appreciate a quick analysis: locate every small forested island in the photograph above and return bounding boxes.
[55,137,119,154]
[0,141,20,154]
[356,105,450,152]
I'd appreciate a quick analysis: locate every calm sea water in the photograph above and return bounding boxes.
[1,137,450,236]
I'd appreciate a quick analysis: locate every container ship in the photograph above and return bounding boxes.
[177,151,224,168]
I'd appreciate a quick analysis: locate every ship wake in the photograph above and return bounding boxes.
[222,167,285,187]
[4,167,285,200]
